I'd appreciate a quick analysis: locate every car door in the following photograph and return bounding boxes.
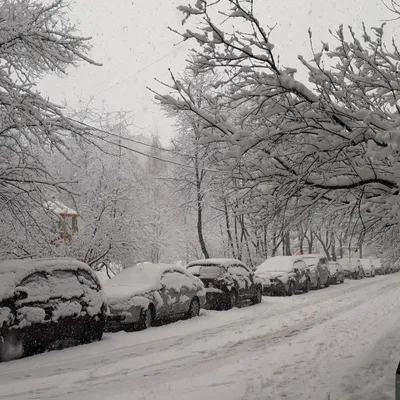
[168,270,198,313]
[319,257,329,284]
[159,271,188,316]
[227,265,247,299]
[237,265,253,298]
[294,260,308,290]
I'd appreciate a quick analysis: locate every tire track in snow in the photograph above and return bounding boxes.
[0,275,399,400]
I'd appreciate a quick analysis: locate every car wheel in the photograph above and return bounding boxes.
[286,282,294,296]
[137,307,153,330]
[0,333,24,362]
[251,287,263,304]
[187,298,200,319]
[303,279,311,293]
[225,290,238,310]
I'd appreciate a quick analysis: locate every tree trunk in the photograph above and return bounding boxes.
[331,232,337,261]
[339,235,344,259]
[272,231,277,257]
[284,231,292,256]
[223,199,236,258]
[195,153,209,258]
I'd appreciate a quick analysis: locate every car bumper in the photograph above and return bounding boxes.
[105,305,142,331]
[204,289,229,309]
[263,282,287,296]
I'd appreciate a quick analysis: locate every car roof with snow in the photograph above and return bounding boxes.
[256,256,299,273]
[300,254,327,266]
[360,259,372,268]
[103,263,201,301]
[186,258,247,269]
[0,258,99,301]
[337,258,360,271]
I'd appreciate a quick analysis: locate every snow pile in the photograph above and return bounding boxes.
[17,307,46,328]
[52,301,82,322]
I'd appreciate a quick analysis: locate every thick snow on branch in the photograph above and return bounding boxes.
[154,0,400,252]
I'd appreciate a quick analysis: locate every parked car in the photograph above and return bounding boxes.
[255,256,311,296]
[361,259,375,277]
[300,254,330,289]
[0,258,106,362]
[382,260,393,274]
[392,262,400,273]
[338,258,363,279]
[105,263,205,332]
[328,261,345,284]
[186,258,263,310]
[372,259,384,275]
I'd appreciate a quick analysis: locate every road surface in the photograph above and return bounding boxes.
[0,274,399,400]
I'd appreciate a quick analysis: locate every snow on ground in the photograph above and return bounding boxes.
[1,275,400,400]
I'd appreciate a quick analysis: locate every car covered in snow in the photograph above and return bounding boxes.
[0,258,106,362]
[338,258,363,279]
[327,261,345,284]
[360,259,375,277]
[186,258,263,310]
[300,254,330,289]
[255,256,311,296]
[371,259,384,275]
[104,263,205,332]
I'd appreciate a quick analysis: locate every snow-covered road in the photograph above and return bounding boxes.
[1,275,400,400]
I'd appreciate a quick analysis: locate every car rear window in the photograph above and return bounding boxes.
[187,265,224,277]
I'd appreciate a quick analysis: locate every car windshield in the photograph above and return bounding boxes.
[302,257,318,267]
[186,265,224,278]
[256,257,294,273]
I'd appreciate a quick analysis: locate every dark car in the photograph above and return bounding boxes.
[301,254,330,289]
[255,256,311,296]
[328,261,345,284]
[105,263,205,332]
[186,258,263,310]
[0,258,107,362]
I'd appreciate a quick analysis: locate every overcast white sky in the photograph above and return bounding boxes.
[39,0,398,145]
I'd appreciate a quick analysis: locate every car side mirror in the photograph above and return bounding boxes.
[13,288,28,301]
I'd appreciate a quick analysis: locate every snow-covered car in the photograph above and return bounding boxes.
[300,254,330,289]
[392,262,400,273]
[338,258,363,279]
[360,259,375,277]
[327,261,345,284]
[372,259,384,275]
[0,258,106,362]
[186,258,263,310]
[104,263,205,332]
[255,256,311,296]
